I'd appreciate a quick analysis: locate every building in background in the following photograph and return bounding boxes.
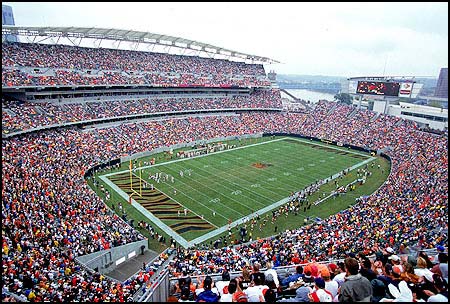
[343,76,447,130]
[435,68,448,98]
[2,4,17,42]
[374,100,447,131]
[267,70,277,81]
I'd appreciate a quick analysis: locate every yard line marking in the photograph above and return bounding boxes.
[144,164,250,217]
[195,146,375,208]
[179,139,367,200]
[143,167,243,219]
[131,172,219,228]
[171,154,298,195]
[212,138,367,187]
[104,136,373,208]
[213,151,301,190]
[159,161,264,211]
[102,137,288,177]
[99,141,377,248]
[125,136,372,215]
[99,175,190,248]
[215,149,324,188]
[174,160,272,205]
[179,148,310,201]
[187,155,376,247]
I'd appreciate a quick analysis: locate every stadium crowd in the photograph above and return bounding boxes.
[2,42,271,88]
[2,41,448,302]
[2,68,271,88]
[2,99,448,301]
[2,90,282,134]
[166,251,448,302]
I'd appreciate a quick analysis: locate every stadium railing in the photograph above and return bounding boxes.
[133,248,176,301]
[3,290,29,302]
[138,268,171,302]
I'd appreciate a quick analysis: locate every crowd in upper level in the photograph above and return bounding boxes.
[2,43,271,88]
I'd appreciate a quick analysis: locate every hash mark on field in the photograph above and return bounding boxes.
[320,160,326,163]
[308,163,315,166]
[274,148,280,151]
[220,160,229,164]
[236,157,243,160]
[297,167,304,171]
[105,137,287,177]
[129,173,220,228]
[283,172,292,176]
[168,159,267,210]
[203,165,209,168]
[329,156,335,159]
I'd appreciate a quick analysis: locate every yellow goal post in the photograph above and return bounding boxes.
[129,160,143,201]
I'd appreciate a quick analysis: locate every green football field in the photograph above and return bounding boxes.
[101,136,377,244]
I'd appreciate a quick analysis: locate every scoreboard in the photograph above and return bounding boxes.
[346,77,422,98]
[356,81,400,96]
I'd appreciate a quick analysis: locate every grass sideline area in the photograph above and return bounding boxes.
[87,135,390,251]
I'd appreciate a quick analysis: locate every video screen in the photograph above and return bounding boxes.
[356,81,400,96]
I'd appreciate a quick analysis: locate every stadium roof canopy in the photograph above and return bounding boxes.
[2,25,280,64]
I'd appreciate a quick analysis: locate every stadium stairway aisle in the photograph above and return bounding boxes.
[104,249,159,282]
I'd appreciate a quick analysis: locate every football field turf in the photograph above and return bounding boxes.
[101,136,375,245]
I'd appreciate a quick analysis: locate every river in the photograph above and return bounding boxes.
[282,89,335,104]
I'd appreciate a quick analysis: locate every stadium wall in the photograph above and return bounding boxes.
[75,239,148,275]
[263,132,379,155]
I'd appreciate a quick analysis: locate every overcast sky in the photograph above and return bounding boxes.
[3,2,448,77]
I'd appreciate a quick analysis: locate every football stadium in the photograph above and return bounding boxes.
[2,10,448,303]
